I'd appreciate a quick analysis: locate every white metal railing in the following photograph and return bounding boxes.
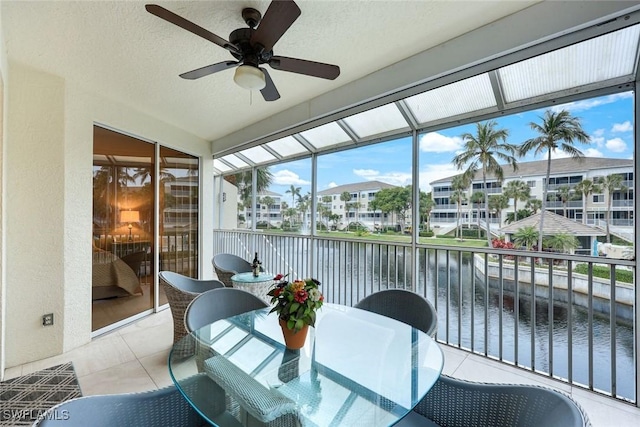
[213,229,637,405]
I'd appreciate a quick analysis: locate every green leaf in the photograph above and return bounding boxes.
[290,302,300,312]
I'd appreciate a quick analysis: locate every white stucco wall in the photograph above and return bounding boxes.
[3,61,213,368]
[0,3,6,379]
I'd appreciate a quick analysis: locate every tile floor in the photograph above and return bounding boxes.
[4,308,640,426]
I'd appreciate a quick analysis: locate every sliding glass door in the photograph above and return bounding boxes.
[92,126,199,332]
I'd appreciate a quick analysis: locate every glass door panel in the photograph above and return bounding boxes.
[159,146,199,279]
[92,126,155,331]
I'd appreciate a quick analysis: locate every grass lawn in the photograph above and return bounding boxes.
[312,230,489,247]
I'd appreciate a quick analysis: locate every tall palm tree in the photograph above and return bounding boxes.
[503,180,530,217]
[420,192,435,232]
[574,178,600,224]
[598,174,626,243]
[489,194,509,227]
[556,185,574,218]
[453,120,517,246]
[340,191,352,224]
[286,185,301,210]
[519,109,590,252]
[470,191,485,238]
[261,196,274,229]
[450,175,468,239]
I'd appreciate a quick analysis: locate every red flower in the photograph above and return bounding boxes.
[294,289,308,303]
[319,295,324,302]
[273,288,283,297]
[274,273,284,281]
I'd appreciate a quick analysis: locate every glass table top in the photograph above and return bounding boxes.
[169,303,444,427]
[230,272,274,283]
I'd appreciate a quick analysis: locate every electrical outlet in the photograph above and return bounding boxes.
[42,313,54,326]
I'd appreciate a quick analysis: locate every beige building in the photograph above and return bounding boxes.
[317,181,397,230]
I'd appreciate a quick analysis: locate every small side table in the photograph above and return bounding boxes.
[230,272,274,303]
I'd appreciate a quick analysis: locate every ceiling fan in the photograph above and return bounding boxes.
[145,0,341,102]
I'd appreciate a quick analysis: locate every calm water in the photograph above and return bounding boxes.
[312,244,635,401]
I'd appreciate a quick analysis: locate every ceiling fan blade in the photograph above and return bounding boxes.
[179,61,240,80]
[269,56,340,80]
[260,68,280,101]
[145,4,239,54]
[250,0,301,52]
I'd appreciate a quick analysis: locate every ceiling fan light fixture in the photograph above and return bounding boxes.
[233,65,266,90]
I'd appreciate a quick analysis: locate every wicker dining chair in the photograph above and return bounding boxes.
[212,253,258,287]
[159,271,225,345]
[354,289,438,337]
[185,287,268,333]
[33,374,224,427]
[397,374,591,427]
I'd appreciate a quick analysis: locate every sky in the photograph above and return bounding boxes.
[266,91,634,198]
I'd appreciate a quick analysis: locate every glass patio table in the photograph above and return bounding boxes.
[230,272,274,303]
[169,303,444,427]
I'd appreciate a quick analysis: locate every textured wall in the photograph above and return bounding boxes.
[4,61,213,367]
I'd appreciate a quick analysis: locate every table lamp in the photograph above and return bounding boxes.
[120,210,140,241]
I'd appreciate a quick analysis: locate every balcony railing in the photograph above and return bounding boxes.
[213,229,637,406]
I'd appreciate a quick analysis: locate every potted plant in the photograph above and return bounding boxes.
[267,274,324,349]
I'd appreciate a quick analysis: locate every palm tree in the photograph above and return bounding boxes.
[453,120,517,247]
[598,174,626,243]
[420,192,435,232]
[227,169,273,204]
[470,191,485,238]
[519,109,590,252]
[489,194,509,227]
[285,185,301,211]
[513,225,539,251]
[525,198,542,214]
[450,175,468,239]
[506,208,532,224]
[340,191,352,224]
[555,185,574,218]
[261,196,274,229]
[503,180,530,218]
[544,233,579,254]
[574,178,600,225]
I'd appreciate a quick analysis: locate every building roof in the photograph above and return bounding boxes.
[317,180,397,196]
[430,157,633,185]
[499,211,606,237]
[257,190,282,197]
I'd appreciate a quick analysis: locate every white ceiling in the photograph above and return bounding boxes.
[1,0,540,145]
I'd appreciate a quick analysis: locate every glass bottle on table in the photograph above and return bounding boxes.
[251,252,261,277]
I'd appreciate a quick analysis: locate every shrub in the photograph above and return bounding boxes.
[574,264,633,284]
[419,231,434,237]
[491,238,515,250]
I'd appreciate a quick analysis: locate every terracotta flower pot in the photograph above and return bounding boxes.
[279,318,309,350]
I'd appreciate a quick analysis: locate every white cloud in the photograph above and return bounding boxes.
[605,137,627,153]
[271,170,310,185]
[583,148,603,158]
[419,163,459,192]
[326,182,338,189]
[551,92,633,113]
[593,128,605,137]
[591,136,605,148]
[419,132,463,153]
[352,169,379,178]
[354,168,411,187]
[611,121,633,133]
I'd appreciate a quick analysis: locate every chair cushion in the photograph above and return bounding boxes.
[204,356,298,423]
